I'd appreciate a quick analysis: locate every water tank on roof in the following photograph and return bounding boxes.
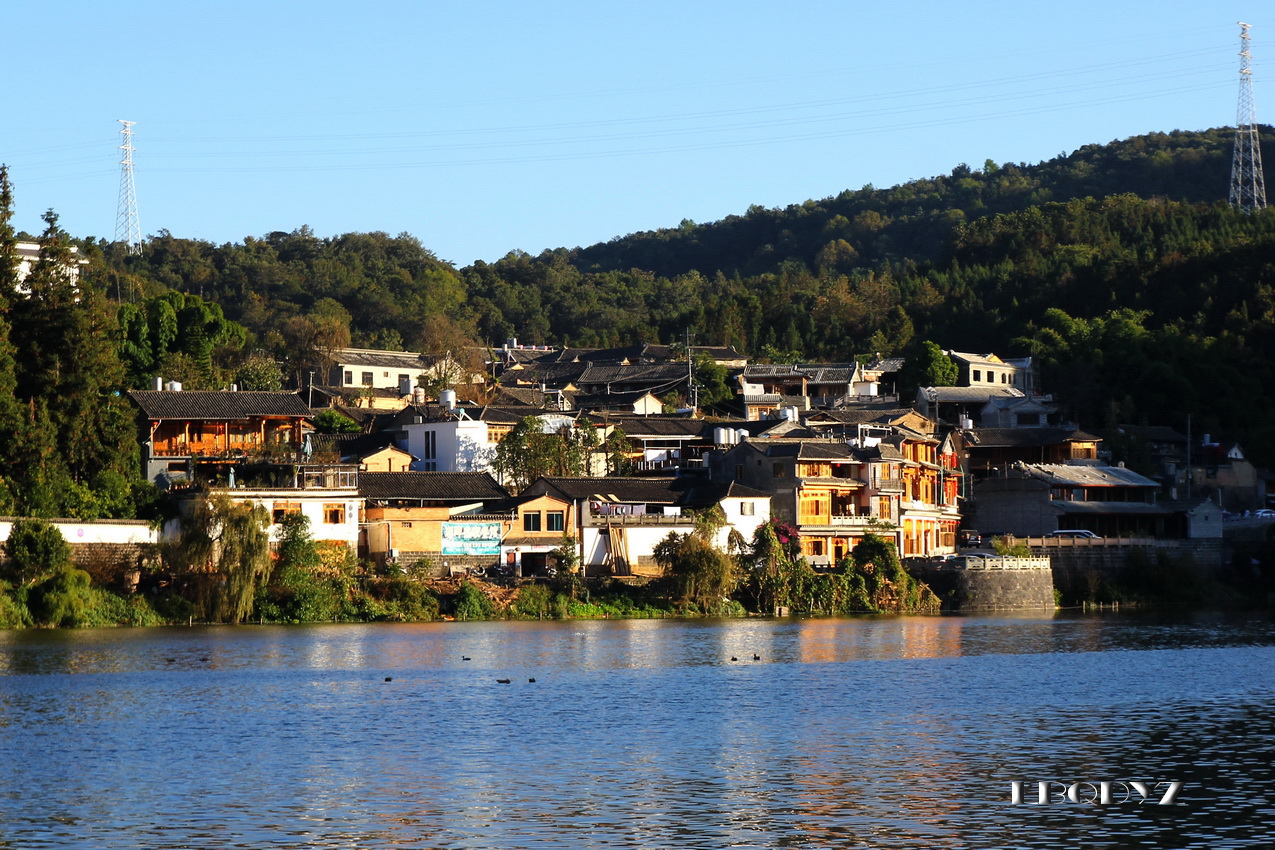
[413,387,427,404]
[399,376,413,396]
[151,376,164,391]
[713,427,729,446]
[440,389,457,410]
[166,381,183,393]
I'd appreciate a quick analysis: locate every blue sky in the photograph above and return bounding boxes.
[1,2,1267,265]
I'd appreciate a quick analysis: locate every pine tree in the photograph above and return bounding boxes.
[8,210,137,501]
[0,167,33,513]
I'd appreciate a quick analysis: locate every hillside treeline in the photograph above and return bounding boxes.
[72,127,1275,461]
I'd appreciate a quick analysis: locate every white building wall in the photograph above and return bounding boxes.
[401,420,494,472]
[714,496,771,551]
[0,518,157,546]
[224,489,362,547]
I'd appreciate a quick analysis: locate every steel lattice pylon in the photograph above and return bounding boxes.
[115,119,142,252]
[1229,23,1267,212]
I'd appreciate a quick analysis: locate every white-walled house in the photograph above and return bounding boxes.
[520,476,771,576]
[391,403,496,473]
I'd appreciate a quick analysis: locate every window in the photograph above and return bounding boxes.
[740,501,755,516]
[422,431,436,460]
[524,512,542,532]
[802,538,826,557]
[972,369,982,382]
[343,370,353,385]
[361,372,374,386]
[323,503,346,524]
[734,464,744,480]
[273,502,301,524]
[773,463,787,479]
[547,511,565,532]
[398,373,410,387]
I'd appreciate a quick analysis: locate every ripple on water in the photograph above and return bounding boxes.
[0,612,1272,848]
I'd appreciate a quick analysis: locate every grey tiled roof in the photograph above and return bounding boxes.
[964,428,1097,447]
[359,472,509,501]
[922,386,1023,403]
[308,431,401,460]
[576,363,688,386]
[587,416,709,437]
[533,477,683,504]
[1022,463,1158,488]
[330,348,429,370]
[129,390,312,420]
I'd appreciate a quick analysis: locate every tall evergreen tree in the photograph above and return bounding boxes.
[6,208,138,514]
[0,168,32,513]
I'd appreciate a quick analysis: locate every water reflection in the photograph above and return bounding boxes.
[0,612,1273,848]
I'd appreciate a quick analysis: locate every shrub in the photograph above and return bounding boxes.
[511,582,557,619]
[0,582,32,628]
[453,581,495,621]
[3,518,72,587]
[28,565,94,627]
[373,575,440,622]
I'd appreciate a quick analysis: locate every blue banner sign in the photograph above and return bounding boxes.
[441,522,502,556]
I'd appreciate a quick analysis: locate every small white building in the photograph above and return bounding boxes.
[392,404,495,473]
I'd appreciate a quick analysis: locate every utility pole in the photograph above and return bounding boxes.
[1230,23,1267,212]
[685,328,698,413]
[115,120,143,254]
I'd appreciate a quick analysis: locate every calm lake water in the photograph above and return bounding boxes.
[1,611,1273,849]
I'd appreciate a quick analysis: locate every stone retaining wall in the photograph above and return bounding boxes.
[1023,539,1226,600]
[908,558,1056,612]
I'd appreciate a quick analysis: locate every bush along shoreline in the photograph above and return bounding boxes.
[1,516,942,629]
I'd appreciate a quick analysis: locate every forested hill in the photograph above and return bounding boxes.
[562,126,1261,279]
[78,126,1275,461]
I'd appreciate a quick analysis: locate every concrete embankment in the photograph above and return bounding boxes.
[908,556,1056,612]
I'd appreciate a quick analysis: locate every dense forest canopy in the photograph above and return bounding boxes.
[7,125,1275,468]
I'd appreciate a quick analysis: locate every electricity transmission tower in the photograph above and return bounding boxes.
[1229,22,1267,212]
[115,119,142,252]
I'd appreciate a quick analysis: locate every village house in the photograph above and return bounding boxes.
[387,401,499,473]
[359,471,510,573]
[960,427,1102,479]
[1191,437,1263,511]
[713,414,961,561]
[487,490,577,576]
[518,476,770,576]
[971,462,1168,538]
[128,386,361,548]
[128,387,313,487]
[326,347,430,395]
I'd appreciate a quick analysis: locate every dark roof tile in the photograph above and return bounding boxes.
[129,390,312,420]
[359,472,508,501]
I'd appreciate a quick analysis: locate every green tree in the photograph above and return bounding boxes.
[694,354,734,408]
[167,493,271,623]
[900,340,957,395]
[312,408,361,433]
[744,520,811,614]
[257,512,348,622]
[492,416,597,492]
[3,517,72,587]
[234,354,285,391]
[654,531,737,613]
